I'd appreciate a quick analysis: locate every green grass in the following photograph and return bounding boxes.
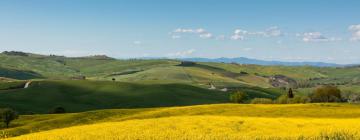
[0,80,230,114]
[1,103,360,138]
[106,65,247,86]
[0,81,26,90]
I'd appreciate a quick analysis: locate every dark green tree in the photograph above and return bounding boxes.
[288,88,294,98]
[230,91,248,103]
[311,86,341,102]
[0,108,19,128]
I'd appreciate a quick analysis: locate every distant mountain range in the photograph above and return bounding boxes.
[180,57,345,67]
[0,51,349,67]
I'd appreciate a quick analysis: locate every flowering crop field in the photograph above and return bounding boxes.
[5,104,360,140]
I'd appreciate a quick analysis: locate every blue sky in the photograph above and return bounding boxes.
[0,0,360,64]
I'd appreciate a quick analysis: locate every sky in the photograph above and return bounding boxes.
[0,0,360,64]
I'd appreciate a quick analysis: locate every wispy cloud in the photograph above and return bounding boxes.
[349,24,360,41]
[171,28,213,39]
[263,26,283,37]
[297,32,341,42]
[230,26,282,40]
[230,29,247,40]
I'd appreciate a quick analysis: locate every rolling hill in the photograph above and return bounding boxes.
[0,80,231,114]
[1,51,360,88]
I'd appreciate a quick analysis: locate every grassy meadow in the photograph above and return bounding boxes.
[0,80,231,114]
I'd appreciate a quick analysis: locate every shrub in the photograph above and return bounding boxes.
[347,94,360,103]
[275,95,310,104]
[0,108,19,128]
[250,98,273,104]
[290,96,310,104]
[230,91,248,103]
[50,106,66,114]
[276,95,289,104]
[310,86,341,102]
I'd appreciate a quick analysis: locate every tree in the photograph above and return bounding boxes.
[288,88,294,98]
[230,91,248,103]
[112,78,116,82]
[0,108,19,128]
[310,86,341,102]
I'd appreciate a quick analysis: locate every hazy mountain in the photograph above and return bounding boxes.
[181,57,344,67]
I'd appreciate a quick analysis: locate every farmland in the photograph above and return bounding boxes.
[3,104,360,139]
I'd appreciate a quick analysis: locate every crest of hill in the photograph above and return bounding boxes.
[72,55,115,60]
[1,51,47,58]
[1,51,115,60]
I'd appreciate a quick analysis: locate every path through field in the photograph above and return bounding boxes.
[24,81,31,88]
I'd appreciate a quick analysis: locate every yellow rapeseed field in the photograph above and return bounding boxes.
[8,116,360,140]
[4,104,360,140]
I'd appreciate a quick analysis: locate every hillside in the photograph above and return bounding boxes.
[0,80,231,114]
[1,51,360,89]
[3,104,360,139]
[0,67,42,80]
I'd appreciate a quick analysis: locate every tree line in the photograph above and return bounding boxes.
[230,85,360,104]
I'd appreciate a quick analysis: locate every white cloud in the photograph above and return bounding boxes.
[230,26,282,40]
[234,29,248,35]
[264,26,282,37]
[199,33,213,39]
[195,28,206,33]
[349,24,360,41]
[299,32,341,42]
[167,49,196,58]
[231,29,247,40]
[171,28,213,39]
[230,34,245,40]
[173,28,194,33]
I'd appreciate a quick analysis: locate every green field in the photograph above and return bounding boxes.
[0,80,232,114]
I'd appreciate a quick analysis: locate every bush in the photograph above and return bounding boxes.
[347,94,360,103]
[230,91,248,103]
[250,98,273,104]
[310,86,341,102]
[50,106,66,114]
[276,95,290,104]
[291,96,310,104]
[275,95,310,104]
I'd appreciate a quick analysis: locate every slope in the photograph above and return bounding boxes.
[0,80,230,114]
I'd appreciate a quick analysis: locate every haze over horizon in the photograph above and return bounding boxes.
[1,0,360,64]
